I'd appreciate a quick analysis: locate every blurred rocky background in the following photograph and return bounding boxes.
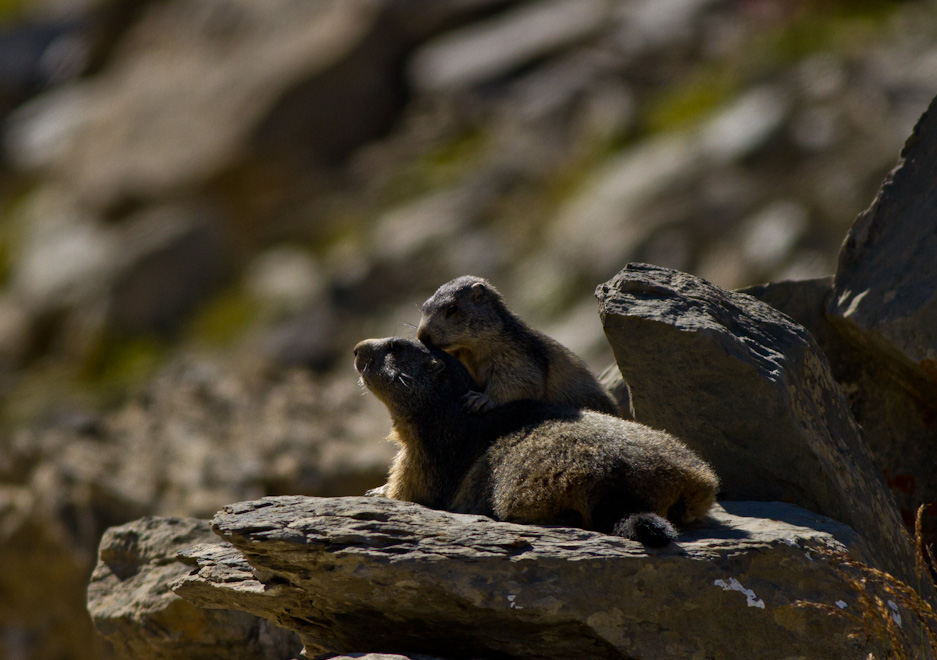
[0,0,935,658]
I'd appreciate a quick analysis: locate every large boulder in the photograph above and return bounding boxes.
[829,95,937,395]
[596,263,917,585]
[88,516,299,660]
[826,92,937,543]
[741,96,937,551]
[173,495,875,660]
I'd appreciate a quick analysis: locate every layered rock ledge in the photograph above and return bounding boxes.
[86,516,299,660]
[126,495,879,660]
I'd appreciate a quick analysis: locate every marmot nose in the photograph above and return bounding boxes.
[353,340,375,370]
[416,325,430,344]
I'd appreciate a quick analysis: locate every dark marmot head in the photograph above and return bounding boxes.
[416,275,507,350]
[354,337,477,422]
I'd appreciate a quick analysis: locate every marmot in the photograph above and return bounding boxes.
[416,275,625,418]
[354,337,718,546]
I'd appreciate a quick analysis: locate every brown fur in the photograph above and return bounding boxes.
[416,275,626,417]
[451,413,718,531]
[354,337,718,544]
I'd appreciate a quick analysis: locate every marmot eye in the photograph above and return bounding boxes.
[445,305,458,318]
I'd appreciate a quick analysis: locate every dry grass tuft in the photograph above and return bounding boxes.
[797,505,937,660]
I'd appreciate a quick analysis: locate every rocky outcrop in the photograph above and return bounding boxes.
[744,275,937,542]
[828,92,937,541]
[596,263,917,586]
[829,94,937,391]
[88,516,299,660]
[163,495,872,660]
[4,3,937,659]
[740,95,937,553]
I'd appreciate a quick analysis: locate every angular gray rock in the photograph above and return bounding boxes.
[596,263,917,585]
[746,277,937,550]
[88,516,299,660]
[173,495,874,660]
[829,93,937,400]
[826,92,937,544]
[739,277,834,350]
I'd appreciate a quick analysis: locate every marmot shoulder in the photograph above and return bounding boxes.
[354,337,718,546]
[416,275,626,418]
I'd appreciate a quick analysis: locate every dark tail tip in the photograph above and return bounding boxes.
[613,513,677,547]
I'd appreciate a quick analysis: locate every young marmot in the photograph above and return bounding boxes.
[354,337,718,546]
[416,275,624,417]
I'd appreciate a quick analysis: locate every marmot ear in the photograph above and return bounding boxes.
[470,282,487,301]
[429,358,446,374]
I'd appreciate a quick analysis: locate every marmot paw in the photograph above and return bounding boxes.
[365,484,390,497]
[461,391,497,413]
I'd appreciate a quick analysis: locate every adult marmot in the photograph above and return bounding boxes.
[416,275,625,417]
[354,337,718,546]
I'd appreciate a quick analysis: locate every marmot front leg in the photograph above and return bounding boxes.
[462,391,497,413]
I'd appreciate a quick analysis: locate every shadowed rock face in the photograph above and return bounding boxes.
[595,263,918,586]
[830,93,937,397]
[826,94,937,546]
[739,97,937,555]
[745,274,937,553]
[159,495,872,660]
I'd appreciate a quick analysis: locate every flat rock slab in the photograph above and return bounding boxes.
[596,263,917,585]
[88,516,299,660]
[174,495,872,660]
